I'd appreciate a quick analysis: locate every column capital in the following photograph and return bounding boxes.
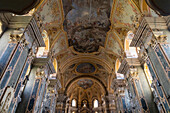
[155,35,167,43]
[112,79,126,96]
[28,48,36,61]
[9,29,23,42]
[129,67,138,78]
[138,49,148,64]
[33,58,56,75]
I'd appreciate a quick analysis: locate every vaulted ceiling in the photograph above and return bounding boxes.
[33,0,156,101]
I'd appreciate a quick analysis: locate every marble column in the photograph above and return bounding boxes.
[103,94,116,113]
[16,58,56,113]
[42,78,61,113]
[56,93,68,113]
[130,16,170,112]
[113,79,128,113]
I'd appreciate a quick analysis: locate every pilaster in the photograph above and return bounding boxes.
[130,16,170,112]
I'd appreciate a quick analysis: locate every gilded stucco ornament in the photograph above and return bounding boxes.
[156,35,167,43]
[150,37,157,48]
[129,68,138,78]
[10,29,24,42]
[0,87,14,113]
[20,38,29,48]
[63,0,111,53]
[131,14,141,29]
[138,48,148,64]
[36,67,46,77]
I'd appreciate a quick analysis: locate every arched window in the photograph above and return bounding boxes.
[144,63,153,90]
[124,31,138,58]
[0,21,2,35]
[115,59,121,73]
[93,99,99,108]
[26,64,31,76]
[72,99,76,107]
[36,30,49,58]
[81,100,88,108]
[115,59,124,79]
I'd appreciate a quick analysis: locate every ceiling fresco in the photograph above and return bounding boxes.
[76,63,96,73]
[111,0,139,28]
[51,31,68,55]
[105,31,123,56]
[77,79,93,89]
[36,0,64,28]
[62,0,111,53]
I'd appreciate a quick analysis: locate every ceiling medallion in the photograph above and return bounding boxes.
[76,63,96,74]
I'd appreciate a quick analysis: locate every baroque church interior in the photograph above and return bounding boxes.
[0,0,170,113]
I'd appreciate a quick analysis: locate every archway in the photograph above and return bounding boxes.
[124,31,139,58]
[36,30,50,58]
[64,75,107,113]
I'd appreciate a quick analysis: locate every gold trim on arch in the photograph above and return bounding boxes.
[70,46,102,55]
[59,55,112,74]
[50,30,62,48]
[59,0,65,24]
[128,0,141,13]
[74,62,97,75]
[110,0,117,25]
[65,76,107,95]
[104,30,124,51]
[50,29,69,49]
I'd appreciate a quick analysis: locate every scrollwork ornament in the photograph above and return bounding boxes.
[131,14,141,29]
[9,29,24,42]
[10,33,22,42]
[20,38,29,48]
[150,38,157,48]
[156,35,167,43]
[28,49,36,61]
[129,68,138,78]
[139,50,148,64]
[36,67,45,77]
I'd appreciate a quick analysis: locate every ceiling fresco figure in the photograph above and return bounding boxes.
[77,79,93,89]
[63,0,111,53]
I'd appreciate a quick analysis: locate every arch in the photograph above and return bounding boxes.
[0,21,4,36]
[140,0,150,14]
[144,63,153,87]
[81,99,89,108]
[64,75,108,96]
[0,21,2,34]
[124,31,138,58]
[36,30,49,58]
[139,0,159,16]
[71,99,77,107]
[124,31,134,51]
[59,56,112,73]
[93,99,99,108]
[115,59,125,79]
